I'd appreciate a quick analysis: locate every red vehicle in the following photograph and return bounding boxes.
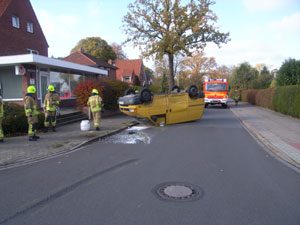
[203,78,229,108]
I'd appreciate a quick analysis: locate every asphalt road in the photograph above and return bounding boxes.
[0,108,300,225]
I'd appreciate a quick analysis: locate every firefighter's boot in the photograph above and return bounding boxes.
[29,136,37,141]
[33,135,40,139]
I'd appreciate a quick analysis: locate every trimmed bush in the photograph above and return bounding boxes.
[73,78,130,110]
[99,78,129,110]
[273,85,300,118]
[255,88,275,110]
[2,103,27,136]
[241,89,258,104]
[2,103,45,136]
[241,85,300,118]
[73,79,103,109]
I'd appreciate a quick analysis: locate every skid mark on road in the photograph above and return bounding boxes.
[0,158,138,225]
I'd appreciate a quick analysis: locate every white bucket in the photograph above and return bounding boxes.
[80,120,90,131]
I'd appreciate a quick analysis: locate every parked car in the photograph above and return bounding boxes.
[118,85,205,126]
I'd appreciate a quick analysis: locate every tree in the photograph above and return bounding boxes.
[210,65,232,79]
[176,51,217,89]
[254,66,273,89]
[111,42,128,59]
[153,57,170,92]
[276,58,300,86]
[123,0,230,90]
[230,62,257,89]
[71,37,116,61]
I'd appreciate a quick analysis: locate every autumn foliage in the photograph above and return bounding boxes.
[73,78,130,110]
[73,79,103,109]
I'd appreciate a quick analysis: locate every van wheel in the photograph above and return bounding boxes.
[124,88,135,95]
[171,85,181,93]
[187,85,198,98]
[222,103,228,108]
[139,88,152,103]
[198,91,205,98]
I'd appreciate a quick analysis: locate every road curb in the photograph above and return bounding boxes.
[70,121,140,151]
[230,108,300,171]
[0,120,139,171]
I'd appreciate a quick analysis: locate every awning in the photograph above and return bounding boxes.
[0,54,108,75]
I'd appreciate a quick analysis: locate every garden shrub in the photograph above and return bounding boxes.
[2,103,44,136]
[73,79,103,109]
[99,78,129,110]
[2,103,27,136]
[255,88,275,110]
[273,85,300,118]
[73,78,130,110]
[240,85,300,118]
[240,89,248,102]
[245,89,258,105]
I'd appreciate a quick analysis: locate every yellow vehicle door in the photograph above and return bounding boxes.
[166,93,190,124]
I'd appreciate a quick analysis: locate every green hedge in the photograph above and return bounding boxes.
[2,103,44,136]
[241,85,300,118]
[273,85,300,117]
[99,78,130,110]
[256,88,275,110]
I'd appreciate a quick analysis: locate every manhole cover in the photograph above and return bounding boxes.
[153,182,203,202]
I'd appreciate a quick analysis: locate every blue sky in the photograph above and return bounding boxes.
[31,0,300,70]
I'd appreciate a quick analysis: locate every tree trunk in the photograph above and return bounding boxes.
[167,53,175,91]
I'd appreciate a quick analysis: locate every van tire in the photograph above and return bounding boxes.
[124,88,135,95]
[222,103,228,108]
[139,88,152,103]
[171,85,181,93]
[187,85,198,98]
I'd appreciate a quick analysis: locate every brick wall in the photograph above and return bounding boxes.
[0,0,48,56]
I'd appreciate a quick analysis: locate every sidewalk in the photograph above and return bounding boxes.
[230,102,300,170]
[0,115,138,169]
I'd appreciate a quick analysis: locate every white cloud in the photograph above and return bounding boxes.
[243,0,296,12]
[204,10,300,69]
[87,1,102,17]
[205,37,285,69]
[271,12,300,33]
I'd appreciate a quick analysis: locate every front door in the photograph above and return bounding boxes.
[39,71,49,107]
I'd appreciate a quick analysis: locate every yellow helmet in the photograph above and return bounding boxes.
[48,84,55,92]
[27,85,36,94]
[92,89,99,94]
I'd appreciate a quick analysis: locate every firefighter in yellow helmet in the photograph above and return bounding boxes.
[87,89,102,131]
[0,95,4,142]
[24,85,40,141]
[43,84,60,132]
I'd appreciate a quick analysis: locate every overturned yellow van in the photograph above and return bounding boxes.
[118,85,205,126]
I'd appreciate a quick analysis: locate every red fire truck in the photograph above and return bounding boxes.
[203,78,229,108]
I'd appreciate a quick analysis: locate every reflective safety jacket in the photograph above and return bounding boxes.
[24,94,39,117]
[44,92,60,112]
[87,95,102,112]
[0,100,3,118]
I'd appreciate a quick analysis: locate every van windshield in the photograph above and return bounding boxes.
[206,83,227,91]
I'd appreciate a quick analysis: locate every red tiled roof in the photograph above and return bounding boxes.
[0,0,11,17]
[115,59,143,81]
[64,51,117,69]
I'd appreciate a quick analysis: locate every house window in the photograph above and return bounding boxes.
[27,22,33,33]
[123,76,131,82]
[12,16,20,28]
